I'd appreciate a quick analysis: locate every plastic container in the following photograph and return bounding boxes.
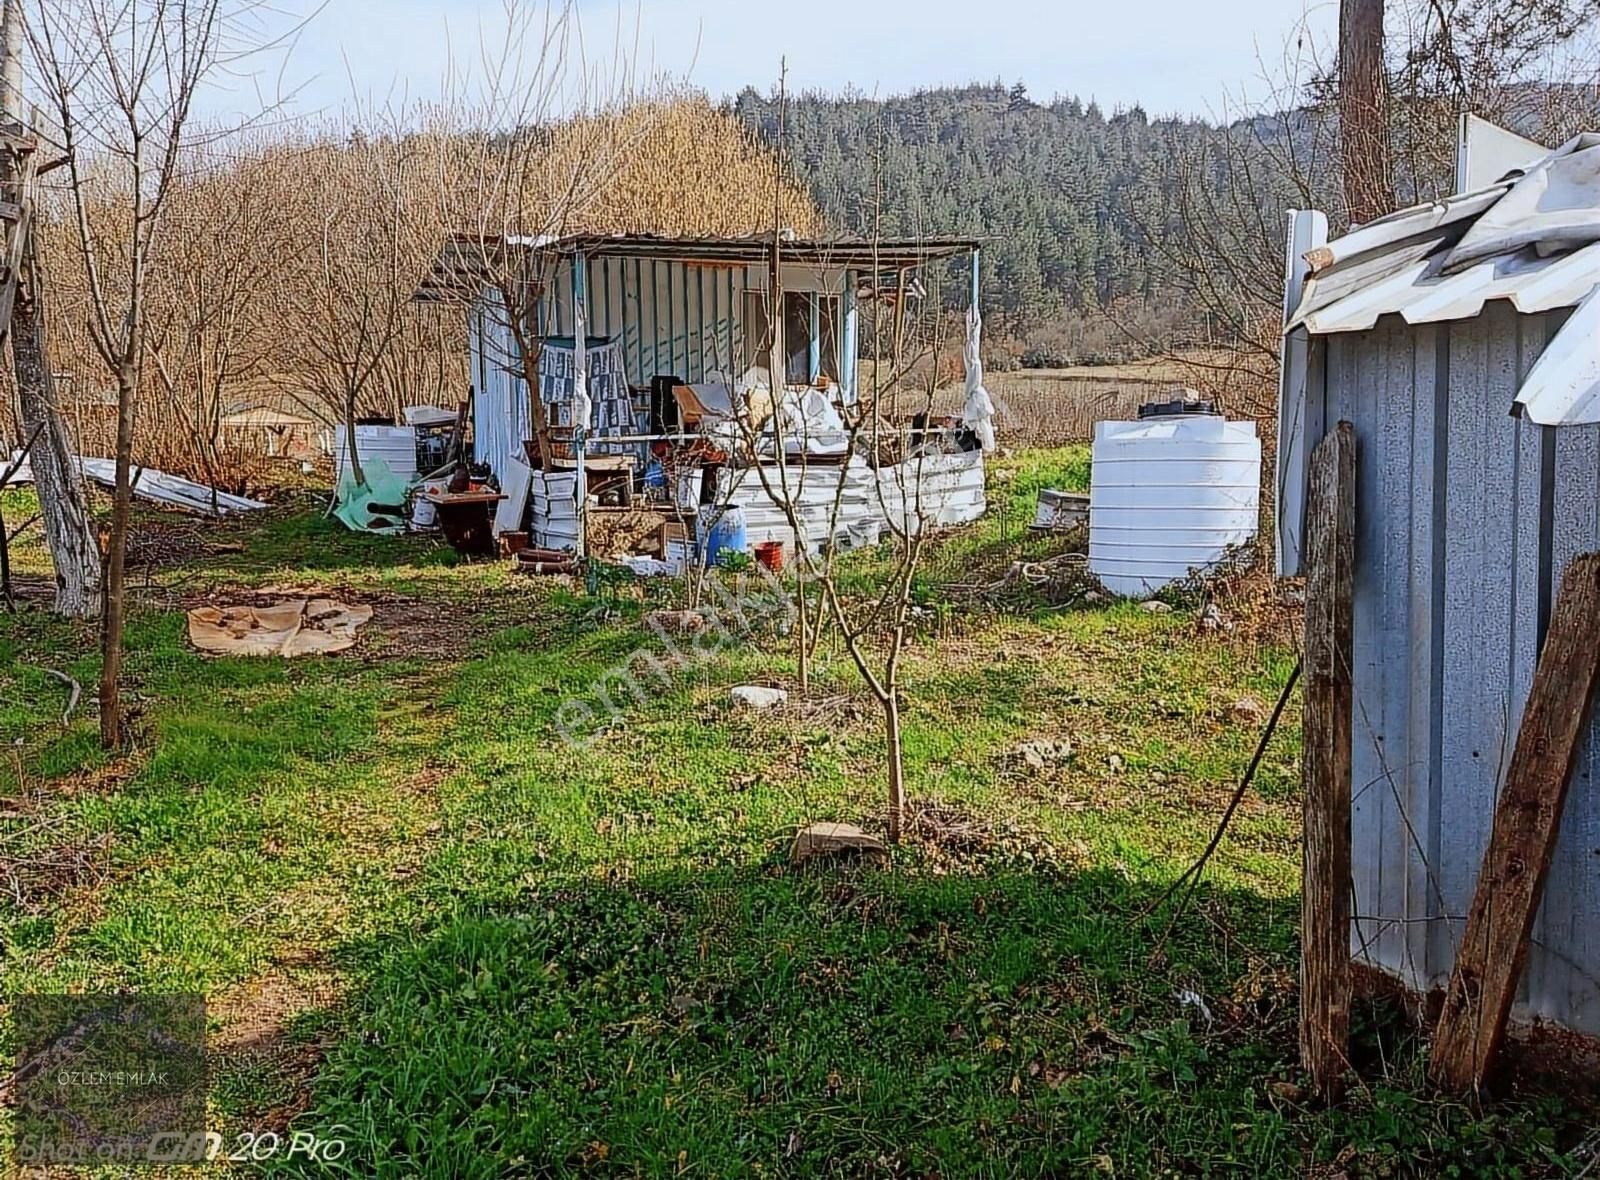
[664,536,695,576]
[696,504,748,567]
[410,478,448,530]
[334,425,418,485]
[1088,412,1261,597]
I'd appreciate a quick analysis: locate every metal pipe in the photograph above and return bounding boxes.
[573,252,588,558]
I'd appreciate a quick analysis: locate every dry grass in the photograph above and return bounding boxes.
[550,98,820,239]
[928,370,1183,446]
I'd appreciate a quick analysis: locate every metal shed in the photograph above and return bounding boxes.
[1279,135,1600,1040]
[421,232,981,482]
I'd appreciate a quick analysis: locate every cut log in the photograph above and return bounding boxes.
[1429,552,1600,1093]
[1300,421,1355,1102]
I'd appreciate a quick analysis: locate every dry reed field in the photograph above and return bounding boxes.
[929,369,1182,446]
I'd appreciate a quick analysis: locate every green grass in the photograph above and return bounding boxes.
[0,449,1591,1177]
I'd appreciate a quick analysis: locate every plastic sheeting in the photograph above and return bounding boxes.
[962,305,997,454]
[332,457,410,534]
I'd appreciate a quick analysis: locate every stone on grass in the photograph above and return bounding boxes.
[1140,599,1172,614]
[790,822,888,864]
[731,684,788,710]
[1228,696,1268,725]
[646,609,706,636]
[1015,739,1074,771]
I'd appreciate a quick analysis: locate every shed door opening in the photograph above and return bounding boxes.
[743,290,841,385]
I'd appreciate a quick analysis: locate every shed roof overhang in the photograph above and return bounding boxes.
[415,232,980,304]
[546,232,979,269]
[1283,132,1600,426]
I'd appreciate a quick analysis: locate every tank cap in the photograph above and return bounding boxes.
[1138,396,1217,420]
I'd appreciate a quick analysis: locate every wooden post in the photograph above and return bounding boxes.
[1301,420,1355,1102]
[1430,553,1600,1093]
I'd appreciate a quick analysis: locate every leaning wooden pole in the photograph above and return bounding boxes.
[1430,553,1600,1093]
[1301,420,1355,1102]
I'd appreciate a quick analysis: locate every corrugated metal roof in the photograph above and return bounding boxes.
[417,232,979,303]
[1288,133,1600,425]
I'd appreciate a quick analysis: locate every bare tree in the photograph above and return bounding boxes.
[0,0,98,617]
[27,0,257,746]
[434,1,635,472]
[277,121,447,489]
[145,136,302,503]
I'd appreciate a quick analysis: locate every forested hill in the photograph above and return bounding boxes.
[731,83,1223,354]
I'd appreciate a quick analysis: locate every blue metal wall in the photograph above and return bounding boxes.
[1298,302,1600,1035]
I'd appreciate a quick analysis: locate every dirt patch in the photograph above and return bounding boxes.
[359,593,490,660]
[210,950,345,1130]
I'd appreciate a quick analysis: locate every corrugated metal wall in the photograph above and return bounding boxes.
[547,257,751,386]
[469,290,527,480]
[469,259,856,477]
[719,451,987,556]
[1306,302,1600,1035]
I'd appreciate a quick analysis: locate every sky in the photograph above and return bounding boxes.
[211,0,1337,123]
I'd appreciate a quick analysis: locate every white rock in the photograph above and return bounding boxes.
[1015,739,1074,771]
[1140,600,1173,614]
[731,685,788,710]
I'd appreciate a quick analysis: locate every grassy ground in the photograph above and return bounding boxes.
[0,451,1591,1177]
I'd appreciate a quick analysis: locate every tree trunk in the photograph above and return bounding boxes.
[99,364,137,748]
[884,688,906,843]
[1340,0,1392,225]
[13,244,100,618]
[343,391,366,488]
[519,334,553,469]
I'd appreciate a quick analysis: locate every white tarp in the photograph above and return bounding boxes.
[773,387,849,457]
[961,304,997,453]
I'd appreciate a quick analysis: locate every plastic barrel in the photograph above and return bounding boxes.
[697,504,748,567]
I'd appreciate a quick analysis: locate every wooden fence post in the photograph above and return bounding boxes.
[1430,553,1600,1093]
[1301,420,1355,1102]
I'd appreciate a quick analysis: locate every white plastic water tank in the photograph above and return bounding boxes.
[333,425,418,485]
[1088,409,1261,598]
